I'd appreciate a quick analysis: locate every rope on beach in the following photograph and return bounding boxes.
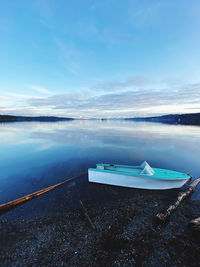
[0,172,87,216]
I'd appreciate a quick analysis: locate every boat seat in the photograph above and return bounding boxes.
[97,165,105,170]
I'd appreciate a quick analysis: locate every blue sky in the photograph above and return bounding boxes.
[0,0,200,118]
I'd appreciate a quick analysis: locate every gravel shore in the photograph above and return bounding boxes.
[1,176,200,266]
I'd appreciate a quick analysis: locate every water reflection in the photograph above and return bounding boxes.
[0,120,200,217]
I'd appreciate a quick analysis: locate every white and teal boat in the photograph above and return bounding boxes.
[88,161,191,190]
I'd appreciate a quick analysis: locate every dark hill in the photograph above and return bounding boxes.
[125,113,200,126]
[0,115,73,123]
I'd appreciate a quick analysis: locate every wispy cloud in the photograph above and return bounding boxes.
[92,76,154,92]
[54,38,81,74]
[128,0,162,29]
[33,0,55,21]
[8,93,45,99]
[28,85,53,95]
[85,24,135,46]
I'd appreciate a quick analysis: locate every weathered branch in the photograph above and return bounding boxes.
[156,177,200,222]
[0,172,86,216]
[79,200,95,230]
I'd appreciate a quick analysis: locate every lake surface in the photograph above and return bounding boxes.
[0,120,200,219]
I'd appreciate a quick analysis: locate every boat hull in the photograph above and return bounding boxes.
[88,169,189,190]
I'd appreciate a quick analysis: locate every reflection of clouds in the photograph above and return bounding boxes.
[0,121,200,198]
[35,143,53,151]
[1,120,200,145]
[25,121,200,177]
[0,121,200,163]
[16,121,198,158]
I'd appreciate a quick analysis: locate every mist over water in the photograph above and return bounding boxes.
[0,120,200,219]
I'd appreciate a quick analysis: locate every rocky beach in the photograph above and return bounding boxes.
[1,175,200,266]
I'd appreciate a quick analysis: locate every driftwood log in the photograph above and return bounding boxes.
[189,217,200,232]
[0,172,86,216]
[79,200,95,230]
[156,177,200,222]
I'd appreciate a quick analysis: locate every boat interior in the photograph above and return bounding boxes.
[96,161,156,176]
[96,164,143,175]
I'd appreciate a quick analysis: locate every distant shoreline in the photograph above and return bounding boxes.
[0,115,74,123]
[125,113,200,126]
[1,112,200,126]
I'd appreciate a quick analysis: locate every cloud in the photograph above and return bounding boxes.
[28,85,53,95]
[25,80,200,117]
[54,38,81,74]
[84,1,162,46]
[33,0,55,20]
[85,24,135,46]
[1,77,200,118]
[8,93,45,99]
[128,0,162,29]
[28,92,88,107]
[93,76,154,92]
[0,96,12,101]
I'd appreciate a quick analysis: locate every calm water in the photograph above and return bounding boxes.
[0,120,200,219]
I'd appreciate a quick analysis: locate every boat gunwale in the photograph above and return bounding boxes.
[89,167,190,180]
[97,163,144,169]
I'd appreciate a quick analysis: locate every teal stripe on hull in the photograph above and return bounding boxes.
[89,164,190,180]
